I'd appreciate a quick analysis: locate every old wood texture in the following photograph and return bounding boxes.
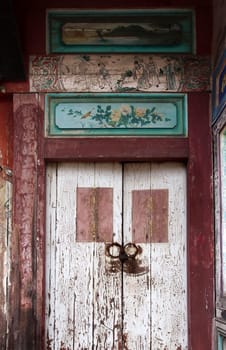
[29,54,210,93]
[9,94,45,350]
[46,162,187,349]
[188,93,214,349]
[0,96,13,349]
[46,163,122,349]
[122,163,187,349]
[0,172,12,349]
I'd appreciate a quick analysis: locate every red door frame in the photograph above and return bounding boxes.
[9,92,214,350]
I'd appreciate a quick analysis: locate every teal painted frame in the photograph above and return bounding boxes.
[217,332,226,349]
[47,9,195,54]
[218,334,223,349]
[45,93,187,136]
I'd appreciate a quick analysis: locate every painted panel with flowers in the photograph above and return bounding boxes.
[46,93,187,136]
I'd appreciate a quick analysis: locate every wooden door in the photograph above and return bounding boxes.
[45,162,187,350]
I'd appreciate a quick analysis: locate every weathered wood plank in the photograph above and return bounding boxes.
[123,163,187,349]
[0,173,12,349]
[92,163,122,348]
[188,93,214,349]
[30,54,210,93]
[45,162,122,349]
[150,163,187,349]
[9,94,40,350]
[123,163,152,349]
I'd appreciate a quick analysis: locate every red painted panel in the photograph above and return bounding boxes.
[76,187,113,242]
[132,189,168,243]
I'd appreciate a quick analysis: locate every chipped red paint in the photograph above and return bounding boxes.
[187,93,214,350]
[14,101,38,309]
[132,189,168,243]
[76,187,113,242]
[9,94,42,349]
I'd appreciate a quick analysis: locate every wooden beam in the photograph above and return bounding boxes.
[44,137,189,162]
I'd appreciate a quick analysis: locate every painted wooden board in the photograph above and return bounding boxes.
[30,54,210,93]
[46,93,187,136]
[47,9,195,54]
[45,162,187,349]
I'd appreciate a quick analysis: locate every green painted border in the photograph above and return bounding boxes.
[47,9,195,54]
[45,93,187,137]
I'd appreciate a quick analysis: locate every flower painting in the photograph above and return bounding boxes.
[47,93,187,136]
[55,102,173,129]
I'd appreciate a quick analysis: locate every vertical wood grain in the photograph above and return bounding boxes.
[45,162,122,349]
[188,93,214,350]
[10,94,40,350]
[0,175,12,349]
[150,163,187,350]
[123,163,152,349]
[0,95,13,349]
[123,162,187,349]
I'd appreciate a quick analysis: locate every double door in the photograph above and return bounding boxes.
[45,162,187,349]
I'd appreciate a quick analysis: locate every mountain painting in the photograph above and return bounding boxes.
[48,10,194,53]
[62,22,183,46]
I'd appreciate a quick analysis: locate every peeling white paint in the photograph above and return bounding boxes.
[45,162,187,349]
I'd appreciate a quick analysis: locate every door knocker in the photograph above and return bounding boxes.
[105,242,148,275]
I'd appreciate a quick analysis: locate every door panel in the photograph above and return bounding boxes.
[45,162,187,349]
[122,163,187,349]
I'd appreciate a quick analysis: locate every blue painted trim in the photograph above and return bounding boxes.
[218,334,223,350]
